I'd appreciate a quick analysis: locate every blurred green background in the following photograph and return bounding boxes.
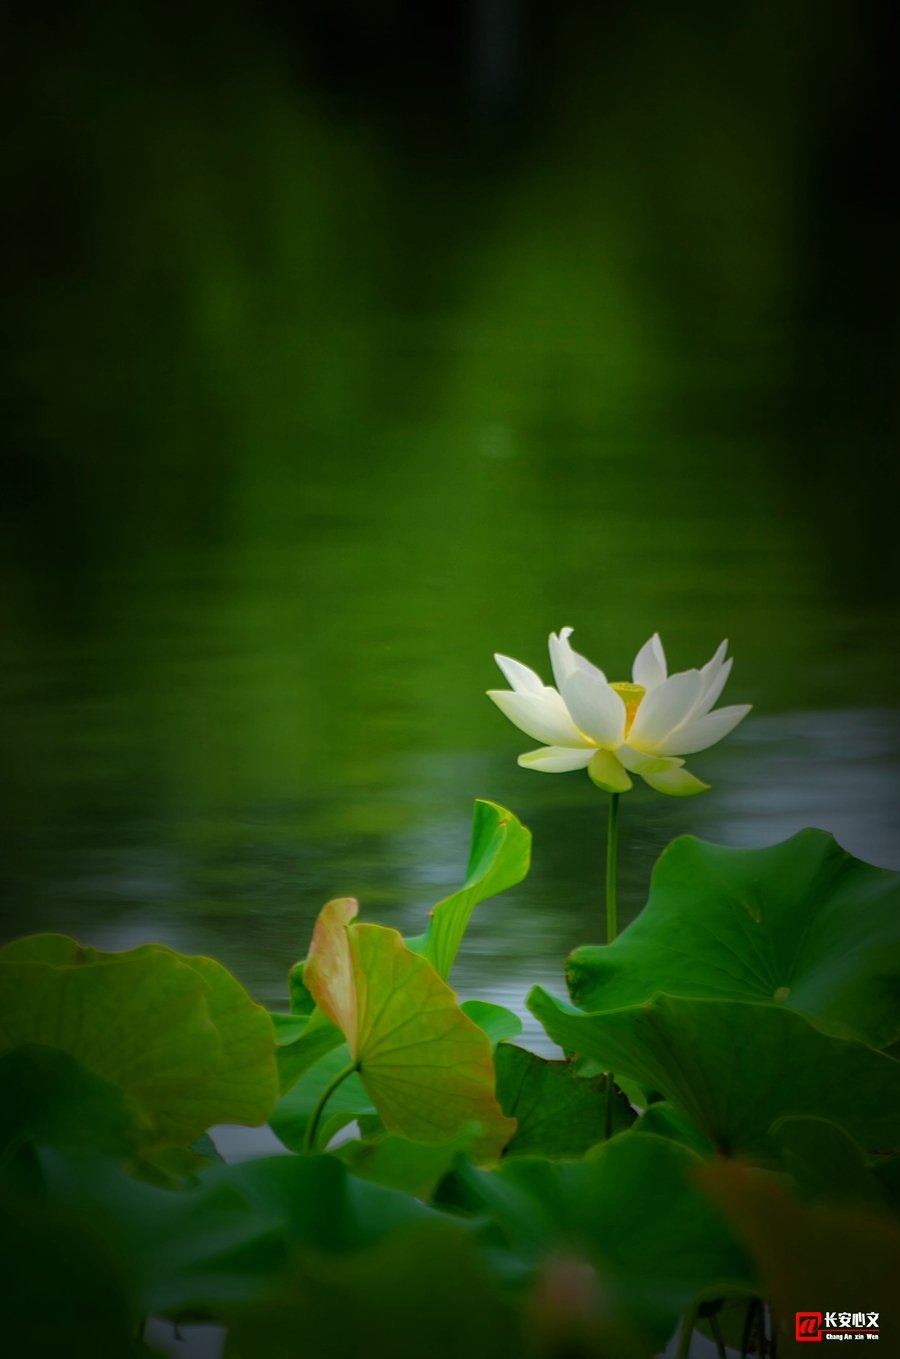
[1,0,897,1035]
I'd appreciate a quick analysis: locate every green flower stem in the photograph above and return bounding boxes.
[606,792,620,945]
[677,1303,700,1359]
[604,791,620,1140]
[710,1312,728,1359]
[302,1060,359,1152]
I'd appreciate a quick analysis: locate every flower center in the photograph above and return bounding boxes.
[610,681,645,738]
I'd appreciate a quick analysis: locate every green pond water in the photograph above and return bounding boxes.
[1,3,898,1048]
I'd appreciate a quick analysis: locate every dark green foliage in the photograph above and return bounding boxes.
[0,1188,145,1358]
[436,1133,756,1352]
[332,1129,479,1198]
[632,1102,714,1158]
[494,1043,634,1158]
[527,990,900,1164]
[0,1045,136,1158]
[223,1220,523,1359]
[771,1116,887,1211]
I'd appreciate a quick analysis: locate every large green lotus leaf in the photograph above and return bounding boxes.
[555,1138,756,1347]
[332,1127,477,1199]
[171,952,277,1130]
[101,944,278,1128]
[405,800,531,981]
[36,1148,289,1315]
[0,1045,138,1158]
[528,989,900,1163]
[566,830,900,1048]
[0,934,278,1146]
[441,1133,756,1354]
[0,934,85,965]
[494,1043,635,1159]
[304,899,516,1162]
[0,951,218,1148]
[17,1147,465,1334]
[223,1218,522,1359]
[269,1043,376,1153]
[36,1148,444,1319]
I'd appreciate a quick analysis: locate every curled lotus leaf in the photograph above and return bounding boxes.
[304,898,516,1162]
[274,801,530,1095]
[405,800,531,981]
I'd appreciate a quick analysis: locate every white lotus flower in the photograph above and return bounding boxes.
[488,629,751,796]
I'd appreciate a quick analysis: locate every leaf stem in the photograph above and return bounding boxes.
[604,791,620,1139]
[709,1312,728,1359]
[302,1060,359,1152]
[606,791,619,945]
[677,1303,700,1359]
[741,1298,759,1358]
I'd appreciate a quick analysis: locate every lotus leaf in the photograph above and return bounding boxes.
[405,800,531,980]
[440,1131,756,1352]
[460,999,523,1048]
[273,801,528,1098]
[269,1043,376,1153]
[201,1152,443,1253]
[272,1009,344,1096]
[222,1218,521,1359]
[0,1044,136,1157]
[304,898,516,1161]
[632,1102,714,1159]
[528,989,900,1163]
[566,830,900,1048]
[771,1115,886,1211]
[30,1147,447,1318]
[38,1147,288,1315]
[494,1043,635,1158]
[332,1126,477,1198]
[0,934,278,1148]
[0,1184,144,1358]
